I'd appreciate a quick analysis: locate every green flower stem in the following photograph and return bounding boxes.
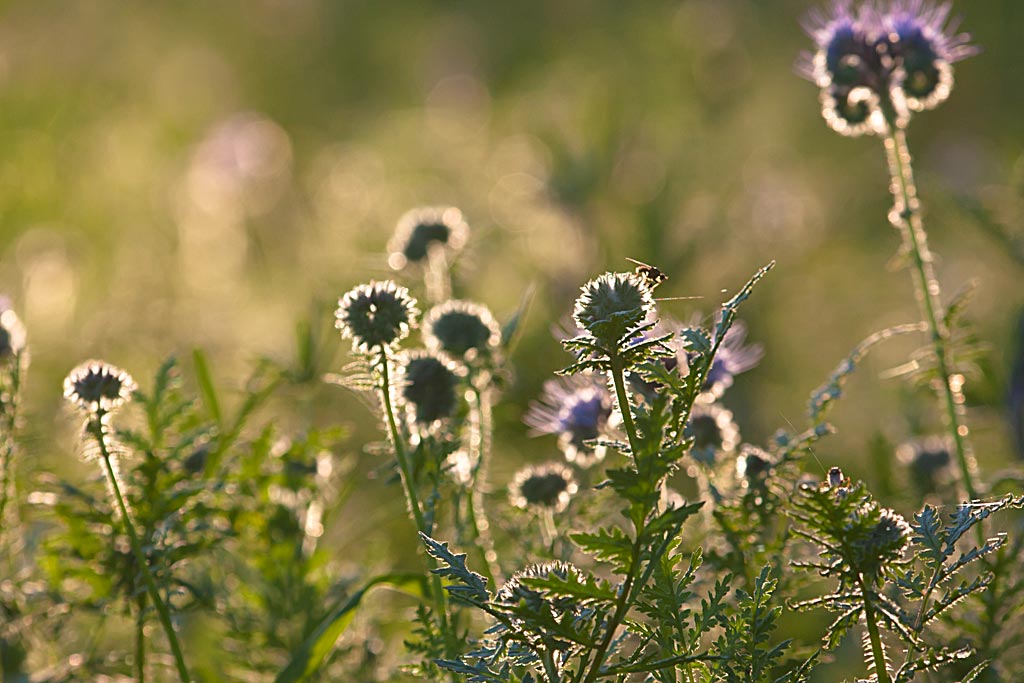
[377,353,455,658]
[882,123,979,502]
[858,576,891,683]
[88,419,191,683]
[0,358,22,536]
[582,352,645,683]
[136,593,147,683]
[609,354,642,456]
[467,386,501,587]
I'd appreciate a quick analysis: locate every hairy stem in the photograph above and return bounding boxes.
[467,386,501,587]
[582,352,646,683]
[609,354,642,456]
[89,419,191,683]
[858,577,891,683]
[0,358,22,537]
[882,124,978,501]
[377,353,455,660]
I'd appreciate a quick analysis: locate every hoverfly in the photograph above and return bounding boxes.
[625,257,668,290]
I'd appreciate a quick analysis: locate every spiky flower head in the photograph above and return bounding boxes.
[685,403,741,466]
[496,560,583,606]
[0,307,27,362]
[509,462,578,513]
[335,280,419,353]
[870,507,912,559]
[63,361,137,415]
[524,374,613,467]
[801,0,976,135]
[573,271,656,350]
[423,300,501,362]
[387,206,470,270]
[399,350,462,426]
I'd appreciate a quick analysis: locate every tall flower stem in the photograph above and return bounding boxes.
[858,576,892,683]
[581,352,645,683]
[87,418,191,683]
[0,358,22,535]
[376,353,455,658]
[882,122,979,501]
[467,386,501,587]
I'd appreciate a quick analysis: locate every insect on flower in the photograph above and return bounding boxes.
[625,257,668,291]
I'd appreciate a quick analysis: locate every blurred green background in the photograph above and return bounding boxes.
[3,0,1024,629]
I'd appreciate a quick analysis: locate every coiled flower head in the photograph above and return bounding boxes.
[423,300,501,362]
[801,0,976,135]
[63,361,137,415]
[524,374,613,467]
[685,403,741,466]
[736,444,774,488]
[509,462,578,513]
[897,435,952,493]
[573,272,656,350]
[387,206,470,270]
[399,350,462,426]
[335,281,419,353]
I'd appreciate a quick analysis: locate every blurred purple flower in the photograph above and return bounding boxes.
[800,0,976,135]
[702,319,764,400]
[524,374,613,467]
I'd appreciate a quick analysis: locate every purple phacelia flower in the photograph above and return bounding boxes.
[800,0,976,135]
[524,374,613,467]
[701,319,764,400]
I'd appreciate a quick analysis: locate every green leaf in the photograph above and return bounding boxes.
[192,348,222,428]
[501,284,535,353]
[421,533,490,604]
[275,573,425,683]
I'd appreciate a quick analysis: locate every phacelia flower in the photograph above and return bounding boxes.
[702,320,764,399]
[335,281,419,353]
[801,0,976,135]
[685,403,741,466]
[63,361,137,415]
[735,444,774,487]
[524,374,613,467]
[387,206,470,270]
[0,307,27,361]
[423,300,501,362]
[509,462,578,513]
[399,350,462,426]
[573,272,656,350]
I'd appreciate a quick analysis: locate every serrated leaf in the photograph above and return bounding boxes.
[421,533,490,604]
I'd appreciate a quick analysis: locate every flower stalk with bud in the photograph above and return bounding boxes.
[63,361,192,683]
[802,0,979,500]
